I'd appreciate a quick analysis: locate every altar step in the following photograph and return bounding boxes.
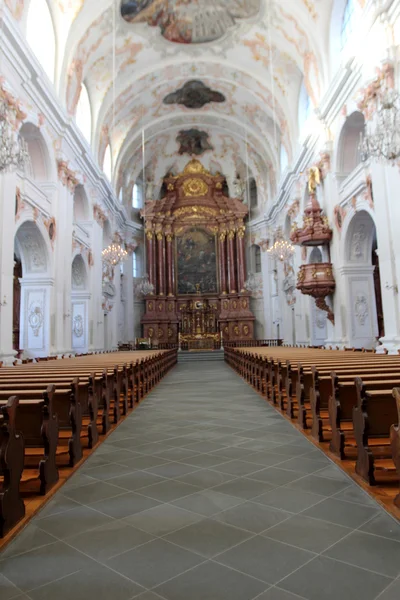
[178,350,225,363]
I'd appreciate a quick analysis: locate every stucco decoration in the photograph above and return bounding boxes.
[163,80,226,109]
[177,129,213,156]
[28,301,44,337]
[120,0,261,44]
[355,294,369,326]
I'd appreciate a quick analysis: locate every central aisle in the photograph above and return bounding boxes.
[1,362,400,600]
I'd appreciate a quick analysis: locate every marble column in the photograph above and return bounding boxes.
[157,232,165,296]
[166,233,174,296]
[236,225,246,292]
[146,230,155,292]
[227,230,237,294]
[219,231,227,295]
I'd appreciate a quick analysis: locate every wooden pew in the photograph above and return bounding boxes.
[0,380,81,467]
[0,396,25,537]
[311,368,400,444]
[390,388,400,508]
[353,378,399,485]
[0,385,59,495]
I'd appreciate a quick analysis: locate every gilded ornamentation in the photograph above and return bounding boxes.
[158,302,163,311]
[308,166,321,194]
[243,325,250,336]
[57,159,79,191]
[148,301,154,311]
[93,204,107,227]
[148,327,154,338]
[146,230,153,240]
[158,328,164,338]
[183,178,209,197]
[168,302,174,311]
[183,158,210,175]
[223,301,229,310]
[234,326,240,335]
[156,232,163,241]
[168,327,173,338]
[167,183,175,191]
[242,300,248,309]
[166,234,173,242]
[173,206,217,218]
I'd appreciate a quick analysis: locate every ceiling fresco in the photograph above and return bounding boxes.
[176,129,213,155]
[5,0,335,204]
[120,0,261,44]
[163,80,226,109]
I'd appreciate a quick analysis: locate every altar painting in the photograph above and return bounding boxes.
[177,229,217,294]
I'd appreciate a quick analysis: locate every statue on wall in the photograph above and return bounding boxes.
[308,166,321,194]
[146,179,155,201]
[163,81,225,109]
[176,129,213,156]
[233,174,246,200]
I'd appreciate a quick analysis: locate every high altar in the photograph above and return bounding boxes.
[141,159,255,347]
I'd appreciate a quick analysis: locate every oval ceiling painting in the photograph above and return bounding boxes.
[120,0,261,44]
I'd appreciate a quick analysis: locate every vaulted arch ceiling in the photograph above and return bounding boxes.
[13,0,334,194]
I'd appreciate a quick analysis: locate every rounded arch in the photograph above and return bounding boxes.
[26,0,56,83]
[309,247,323,263]
[73,185,90,221]
[19,122,54,182]
[103,220,112,249]
[71,254,88,291]
[75,82,92,144]
[343,209,376,264]
[14,219,50,276]
[336,111,365,175]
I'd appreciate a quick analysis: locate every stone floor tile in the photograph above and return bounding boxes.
[27,564,144,600]
[105,538,205,588]
[172,489,245,516]
[216,535,315,585]
[323,530,400,578]
[124,503,203,536]
[279,555,392,600]
[155,560,268,600]
[214,501,291,534]
[301,497,379,528]
[164,518,252,558]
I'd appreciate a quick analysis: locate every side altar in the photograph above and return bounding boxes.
[140,159,255,345]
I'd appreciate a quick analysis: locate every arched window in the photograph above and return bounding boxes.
[341,0,356,49]
[249,178,258,208]
[75,83,92,144]
[26,0,56,83]
[132,181,144,209]
[132,249,139,277]
[298,81,312,131]
[280,144,289,173]
[103,144,112,181]
[255,246,261,273]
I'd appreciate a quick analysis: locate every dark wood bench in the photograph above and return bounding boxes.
[311,368,400,443]
[353,378,399,485]
[0,385,58,495]
[0,396,25,537]
[390,388,400,508]
[0,380,81,467]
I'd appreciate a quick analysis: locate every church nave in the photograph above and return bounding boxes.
[1,360,400,600]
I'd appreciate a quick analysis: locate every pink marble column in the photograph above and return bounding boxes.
[236,225,246,292]
[227,229,237,294]
[219,231,227,295]
[157,232,165,296]
[146,230,155,293]
[166,233,174,296]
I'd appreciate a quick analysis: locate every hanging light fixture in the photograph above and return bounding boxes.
[360,85,400,163]
[135,273,154,297]
[268,228,295,262]
[0,11,30,174]
[101,0,127,269]
[102,241,128,266]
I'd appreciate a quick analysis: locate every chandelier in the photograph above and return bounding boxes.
[0,97,30,174]
[135,274,155,297]
[102,241,128,267]
[360,87,400,163]
[244,272,262,294]
[268,230,295,262]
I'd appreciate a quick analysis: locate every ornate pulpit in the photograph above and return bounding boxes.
[141,159,255,345]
